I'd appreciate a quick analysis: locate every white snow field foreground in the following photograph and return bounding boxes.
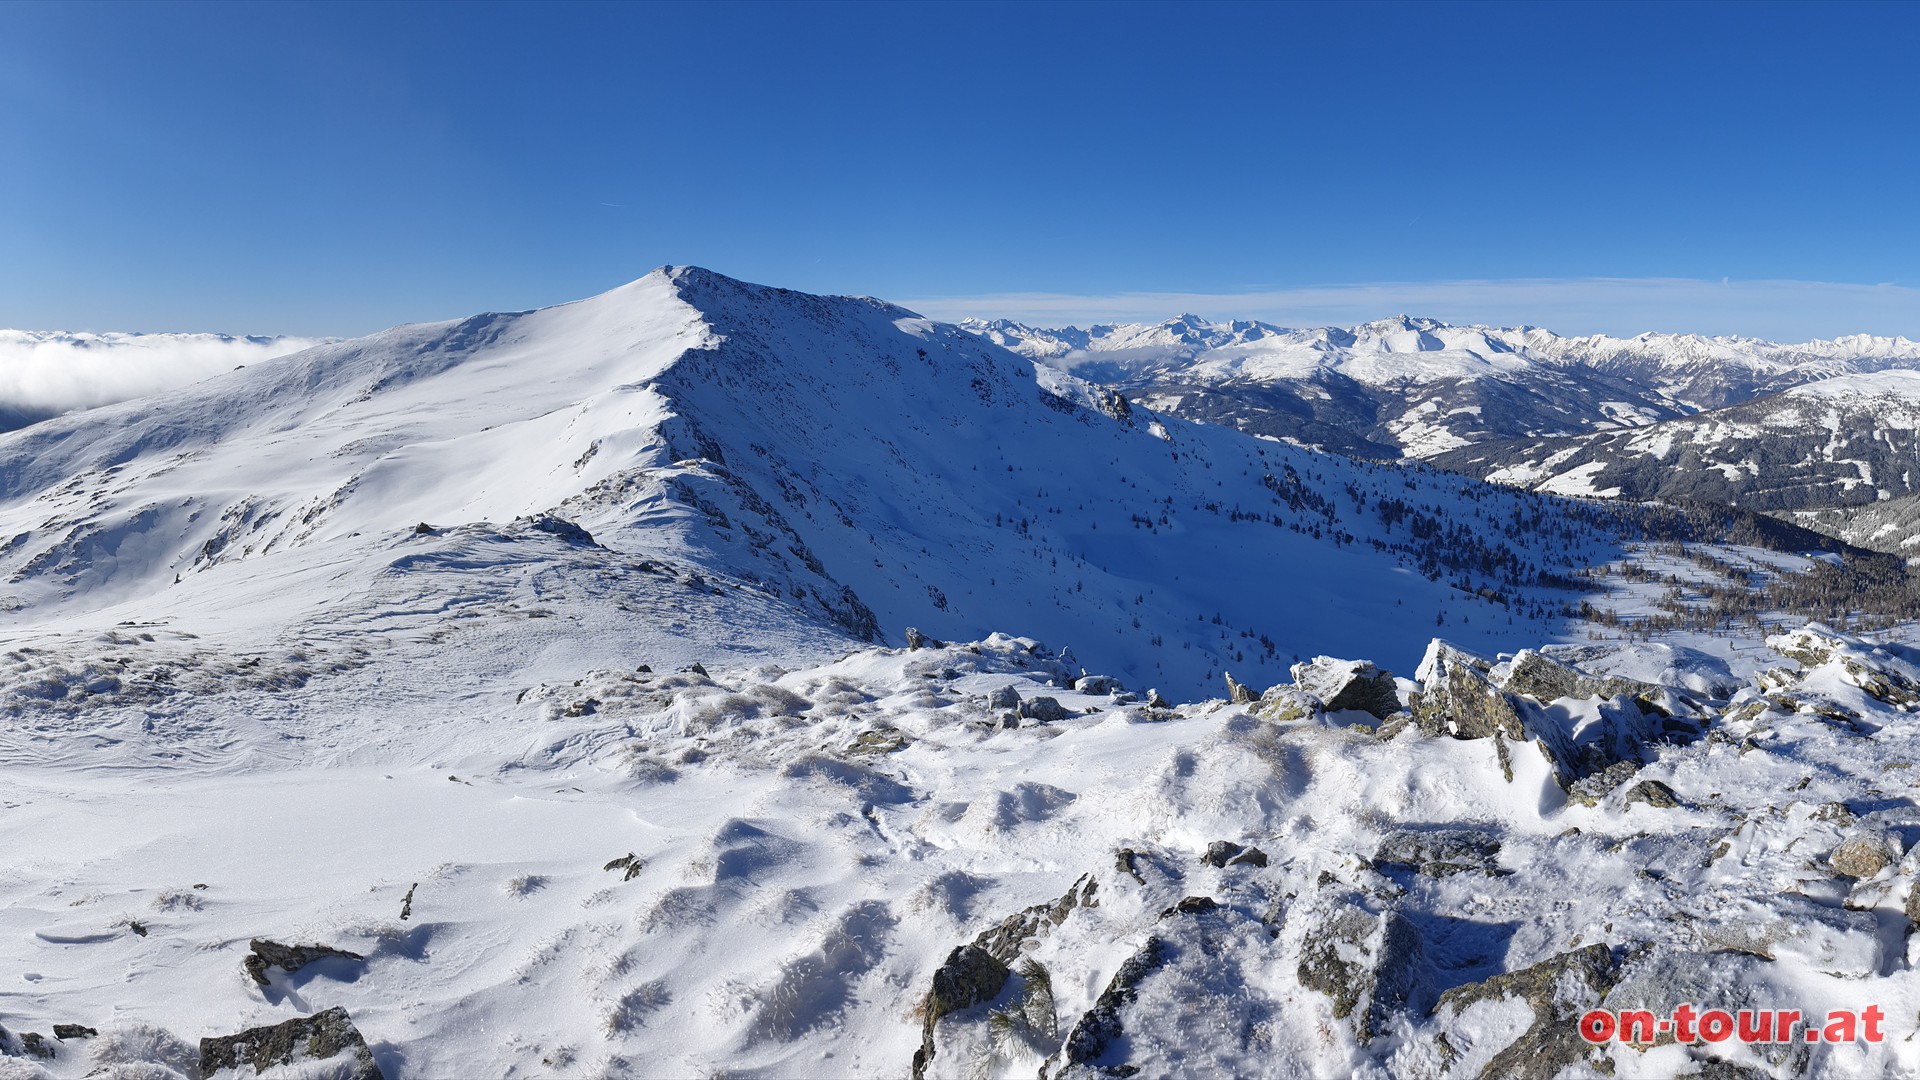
[3,269,1920,1078]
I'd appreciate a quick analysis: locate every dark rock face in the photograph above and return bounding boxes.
[1501,650,1659,705]
[910,943,1010,1080]
[904,627,943,651]
[244,938,367,986]
[1020,696,1070,723]
[1061,935,1166,1071]
[1624,779,1681,810]
[1224,673,1257,705]
[912,874,1099,1079]
[52,1024,96,1041]
[1201,840,1269,869]
[1412,643,1523,741]
[525,514,596,546]
[1433,944,1622,1080]
[1292,657,1401,719]
[1569,760,1642,807]
[1297,900,1430,1045]
[973,873,1100,964]
[1373,827,1503,877]
[1411,637,1679,791]
[200,1005,384,1080]
[17,1031,54,1059]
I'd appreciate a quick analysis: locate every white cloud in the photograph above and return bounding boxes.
[897,278,1920,342]
[0,330,329,425]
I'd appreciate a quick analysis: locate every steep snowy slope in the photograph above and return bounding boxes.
[0,269,1630,719]
[1433,371,1920,510]
[971,316,1920,461]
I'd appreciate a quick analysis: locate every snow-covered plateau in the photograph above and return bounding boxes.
[3,269,1919,1079]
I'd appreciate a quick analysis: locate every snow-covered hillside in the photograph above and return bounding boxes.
[1432,371,1920,511]
[6,271,1920,1080]
[967,315,1920,461]
[0,269,1640,709]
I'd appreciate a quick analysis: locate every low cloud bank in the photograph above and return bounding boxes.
[0,330,330,428]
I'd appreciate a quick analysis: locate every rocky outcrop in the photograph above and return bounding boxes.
[524,514,596,547]
[200,1006,384,1079]
[911,944,1009,1080]
[1830,832,1900,879]
[1057,935,1165,1073]
[1019,696,1070,724]
[1297,897,1430,1045]
[1373,827,1503,877]
[243,938,366,986]
[1768,624,1846,668]
[1075,675,1122,695]
[1201,840,1269,868]
[1411,638,1683,791]
[1500,649,1661,705]
[973,873,1099,963]
[1291,656,1401,719]
[1410,641,1524,741]
[1224,672,1257,705]
[1432,944,1622,1080]
[913,874,1099,1079]
[1624,779,1681,810]
[1252,685,1320,724]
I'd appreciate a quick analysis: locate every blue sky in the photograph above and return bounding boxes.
[2,1,1916,338]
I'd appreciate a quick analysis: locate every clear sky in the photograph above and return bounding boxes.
[3,0,1917,339]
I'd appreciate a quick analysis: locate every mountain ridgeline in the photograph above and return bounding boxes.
[0,270,1775,699]
[969,314,1920,464]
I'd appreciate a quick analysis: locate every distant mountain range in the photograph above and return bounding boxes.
[967,314,1920,461]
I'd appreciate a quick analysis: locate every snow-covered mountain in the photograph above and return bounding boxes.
[7,271,1920,1080]
[0,269,1651,708]
[967,315,1920,460]
[1431,371,1920,511]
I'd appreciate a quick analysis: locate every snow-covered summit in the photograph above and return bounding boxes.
[0,266,1629,714]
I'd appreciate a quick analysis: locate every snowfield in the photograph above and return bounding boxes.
[3,269,1919,1079]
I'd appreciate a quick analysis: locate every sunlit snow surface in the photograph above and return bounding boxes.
[3,270,1919,1078]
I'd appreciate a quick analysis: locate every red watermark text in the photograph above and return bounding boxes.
[1579,1004,1886,1045]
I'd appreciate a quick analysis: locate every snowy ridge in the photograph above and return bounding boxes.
[0,267,1635,712]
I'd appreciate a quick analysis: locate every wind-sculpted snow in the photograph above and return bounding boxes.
[4,626,1920,1077]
